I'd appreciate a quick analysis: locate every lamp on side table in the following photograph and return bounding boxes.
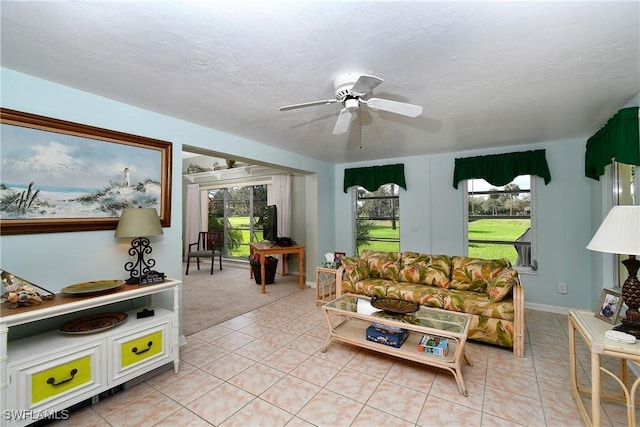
[587,205,640,337]
[115,207,164,285]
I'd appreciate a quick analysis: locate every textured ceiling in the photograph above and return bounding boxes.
[1,1,638,164]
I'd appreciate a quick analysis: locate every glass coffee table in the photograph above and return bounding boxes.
[322,294,473,396]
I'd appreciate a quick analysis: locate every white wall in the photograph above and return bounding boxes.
[335,138,595,310]
[0,68,335,290]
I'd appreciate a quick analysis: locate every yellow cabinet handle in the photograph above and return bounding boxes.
[131,341,153,355]
[46,368,78,386]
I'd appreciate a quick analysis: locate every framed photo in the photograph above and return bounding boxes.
[0,108,172,235]
[595,289,623,324]
[334,252,346,264]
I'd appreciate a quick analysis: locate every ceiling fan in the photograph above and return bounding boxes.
[278,73,423,135]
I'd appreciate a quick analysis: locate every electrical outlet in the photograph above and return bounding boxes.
[558,282,567,294]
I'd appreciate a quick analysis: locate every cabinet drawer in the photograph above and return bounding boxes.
[121,330,163,367]
[10,344,103,410]
[111,321,170,381]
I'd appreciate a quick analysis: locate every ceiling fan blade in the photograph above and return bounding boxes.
[333,108,354,134]
[364,98,423,117]
[351,74,384,95]
[278,99,338,111]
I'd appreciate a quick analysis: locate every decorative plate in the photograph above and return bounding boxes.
[370,296,420,314]
[61,280,125,295]
[60,312,128,334]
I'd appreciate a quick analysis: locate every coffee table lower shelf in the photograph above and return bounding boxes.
[322,317,471,396]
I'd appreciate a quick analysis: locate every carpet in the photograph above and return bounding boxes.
[181,261,308,336]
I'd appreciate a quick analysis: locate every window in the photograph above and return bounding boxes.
[354,184,400,255]
[465,176,536,272]
[208,185,267,259]
[612,161,637,287]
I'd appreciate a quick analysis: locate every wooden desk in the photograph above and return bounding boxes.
[568,310,640,427]
[249,242,305,294]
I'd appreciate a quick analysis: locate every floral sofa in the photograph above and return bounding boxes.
[336,251,525,356]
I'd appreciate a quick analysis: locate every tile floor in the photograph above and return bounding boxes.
[53,288,637,427]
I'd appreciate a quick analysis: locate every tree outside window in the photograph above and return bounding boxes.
[467,177,535,270]
[355,184,400,255]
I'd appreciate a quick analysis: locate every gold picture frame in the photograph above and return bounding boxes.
[595,289,623,324]
[0,108,172,235]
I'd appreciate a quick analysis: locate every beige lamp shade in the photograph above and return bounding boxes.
[115,208,163,238]
[586,205,640,255]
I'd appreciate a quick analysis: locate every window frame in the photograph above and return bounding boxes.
[353,184,400,256]
[463,176,538,274]
[611,161,638,288]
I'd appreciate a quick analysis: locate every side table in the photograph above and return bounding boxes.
[315,267,337,305]
[568,310,640,427]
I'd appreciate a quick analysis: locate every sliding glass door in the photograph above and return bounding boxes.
[208,185,267,259]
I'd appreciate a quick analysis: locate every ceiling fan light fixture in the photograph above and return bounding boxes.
[344,98,359,110]
[278,72,423,134]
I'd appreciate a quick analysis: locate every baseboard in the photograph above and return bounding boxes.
[525,301,571,315]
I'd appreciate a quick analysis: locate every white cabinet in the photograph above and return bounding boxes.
[9,342,104,413]
[0,280,181,427]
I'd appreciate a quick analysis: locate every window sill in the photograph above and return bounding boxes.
[515,267,538,276]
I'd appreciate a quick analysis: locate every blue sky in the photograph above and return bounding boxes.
[1,124,161,189]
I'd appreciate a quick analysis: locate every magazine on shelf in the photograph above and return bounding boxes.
[418,334,448,356]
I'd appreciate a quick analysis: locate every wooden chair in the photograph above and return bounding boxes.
[186,231,223,275]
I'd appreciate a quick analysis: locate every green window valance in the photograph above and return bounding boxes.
[453,149,551,189]
[344,163,406,193]
[585,106,640,180]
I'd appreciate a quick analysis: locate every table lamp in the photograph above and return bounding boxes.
[115,207,163,285]
[586,205,640,337]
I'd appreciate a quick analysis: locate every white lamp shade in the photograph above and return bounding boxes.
[115,208,163,238]
[586,205,640,255]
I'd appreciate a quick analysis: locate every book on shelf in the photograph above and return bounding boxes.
[418,334,448,356]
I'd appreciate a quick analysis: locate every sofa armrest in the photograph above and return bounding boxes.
[512,281,525,357]
[335,265,345,297]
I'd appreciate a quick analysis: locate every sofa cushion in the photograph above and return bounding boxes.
[341,256,369,284]
[444,288,514,321]
[486,267,519,302]
[386,282,448,308]
[361,251,400,281]
[384,283,514,321]
[348,279,390,298]
[450,257,512,293]
[398,252,451,288]
[468,316,514,348]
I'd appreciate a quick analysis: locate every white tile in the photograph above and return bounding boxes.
[187,383,254,426]
[260,375,321,414]
[297,389,363,427]
[220,398,293,427]
[138,301,592,427]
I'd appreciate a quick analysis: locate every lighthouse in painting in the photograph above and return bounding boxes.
[124,168,131,186]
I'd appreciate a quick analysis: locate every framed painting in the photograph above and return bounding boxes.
[0,108,172,235]
[595,289,623,324]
